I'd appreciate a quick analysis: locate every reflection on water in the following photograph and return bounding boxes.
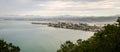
[0,21,94,52]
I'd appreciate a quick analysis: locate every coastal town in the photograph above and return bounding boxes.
[32,22,102,32]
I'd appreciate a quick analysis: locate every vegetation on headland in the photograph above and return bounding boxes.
[0,39,20,52]
[57,17,120,52]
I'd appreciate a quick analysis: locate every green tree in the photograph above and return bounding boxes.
[57,41,75,52]
[117,17,120,26]
[0,39,20,52]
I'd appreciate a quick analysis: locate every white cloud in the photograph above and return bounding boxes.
[35,0,120,11]
[0,0,120,16]
[17,0,29,4]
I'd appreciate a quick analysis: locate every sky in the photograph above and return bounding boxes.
[0,0,120,16]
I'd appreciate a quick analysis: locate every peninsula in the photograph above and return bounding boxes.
[32,22,102,32]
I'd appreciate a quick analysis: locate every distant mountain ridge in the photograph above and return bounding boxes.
[46,16,118,22]
[0,15,118,22]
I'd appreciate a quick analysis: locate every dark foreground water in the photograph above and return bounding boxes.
[0,21,94,52]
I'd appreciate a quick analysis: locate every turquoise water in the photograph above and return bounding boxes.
[0,21,94,52]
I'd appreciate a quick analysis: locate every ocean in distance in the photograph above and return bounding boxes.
[0,21,94,52]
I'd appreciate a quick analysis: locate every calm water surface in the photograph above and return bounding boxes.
[0,21,94,52]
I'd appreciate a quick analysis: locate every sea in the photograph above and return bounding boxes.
[0,21,94,52]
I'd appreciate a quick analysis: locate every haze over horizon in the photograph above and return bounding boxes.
[0,0,120,16]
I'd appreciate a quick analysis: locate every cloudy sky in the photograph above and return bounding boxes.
[0,0,120,16]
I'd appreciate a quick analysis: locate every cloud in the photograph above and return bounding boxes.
[0,0,120,16]
[33,0,104,2]
[36,0,120,11]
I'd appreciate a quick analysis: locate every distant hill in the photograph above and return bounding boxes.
[46,16,118,22]
[0,15,118,22]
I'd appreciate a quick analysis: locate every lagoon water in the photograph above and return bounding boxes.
[0,21,94,52]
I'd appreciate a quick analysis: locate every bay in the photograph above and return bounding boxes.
[0,21,94,52]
